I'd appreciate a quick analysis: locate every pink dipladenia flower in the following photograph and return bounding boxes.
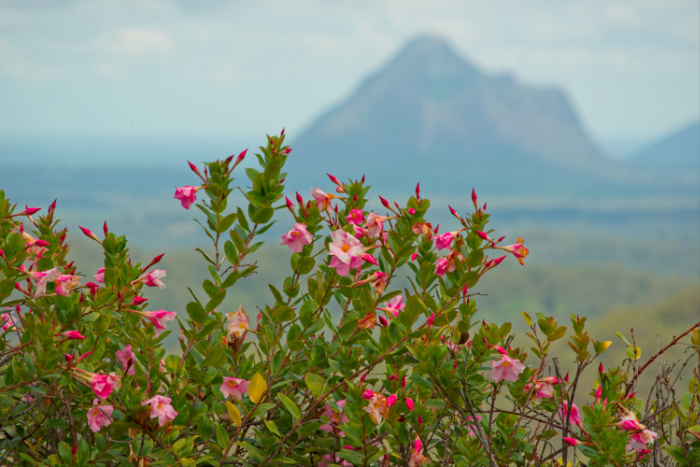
[55,274,81,296]
[496,237,529,265]
[320,399,349,436]
[363,391,396,424]
[524,376,558,400]
[558,401,583,427]
[380,295,405,318]
[174,186,199,209]
[409,437,430,467]
[328,229,364,276]
[133,269,167,289]
[220,377,249,400]
[280,223,313,253]
[491,352,526,382]
[618,409,658,451]
[136,310,176,335]
[311,188,337,211]
[87,399,114,433]
[142,395,178,426]
[1,313,17,332]
[368,271,388,295]
[19,265,60,296]
[94,267,105,283]
[81,372,115,399]
[364,212,386,238]
[116,344,136,375]
[435,256,455,277]
[345,209,365,225]
[435,232,455,251]
[226,306,249,338]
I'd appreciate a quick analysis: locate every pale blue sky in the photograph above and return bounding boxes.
[1,0,698,151]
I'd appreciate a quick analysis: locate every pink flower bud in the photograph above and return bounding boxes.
[327,173,341,185]
[132,296,148,306]
[362,390,374,400]
[285,196,294,212]
[103,221,109,237]
[237,149,248,162]
[415,183,420,199]
[379,196,391,210]
[58,330,86,340]
[378,316,388,327]
[19,206,41,216]
[563,437,580,446]
[410,252,418,261]
[386,394,397,407]
[408,208,416,215]
[406,398,414,411]
[471,188,478,206]
[426,314,434,326]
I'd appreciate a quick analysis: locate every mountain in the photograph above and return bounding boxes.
[289,36,617,198]
[627,121,699,176]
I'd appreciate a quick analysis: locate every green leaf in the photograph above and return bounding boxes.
[186,302,207,324]
[206,290,226,312]
[278,393,301,421]
[304,373,327,398]
[218,212,237,233]
[251,205,274,224]
[264,419,282,437]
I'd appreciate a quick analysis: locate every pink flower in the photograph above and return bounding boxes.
[435,232,455,251]
[320,399,349,436]
[364,392,395,424]
[87,373,115,399]
[328,229,364,264]
[280,223,313,253]
[496,237,529,265]
[435,256,455,277]
[174,186,198,209]
[220,377,249,400]
[364,212,385,238]
[328,229,364,276]
[55,274,81,296]
[618,409,658,450]
[137,310,176,335]
[94,267,105,283]
[524,376,558,400]
[1,313,17,332]
[116,344,136,375]
[345,209,365,225]
[558,401,582,426]
[142,395,178,426]
[311,187,336,211]
[85,282,100,295]
[19,265,60,296]
[226,306,249,338]
[87,399,113,432]
[409,437,430,467]
[134,269,166,289]
[491,353,526,382]
[381,295,405,318]
[464,414,481,437]
[368,271,388,295]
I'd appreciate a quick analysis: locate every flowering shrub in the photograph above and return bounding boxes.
[1,130,699,466]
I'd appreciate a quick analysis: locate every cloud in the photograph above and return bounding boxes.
[105,27,173,57]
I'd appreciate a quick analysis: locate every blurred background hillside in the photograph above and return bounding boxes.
[1,1,698,389]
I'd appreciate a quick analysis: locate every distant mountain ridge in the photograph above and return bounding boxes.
[290,36,616,197]
[628,121,699,172]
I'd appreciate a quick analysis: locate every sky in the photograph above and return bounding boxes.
[1,0,698,155]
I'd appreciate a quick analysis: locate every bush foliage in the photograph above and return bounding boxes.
[1,131,699,466]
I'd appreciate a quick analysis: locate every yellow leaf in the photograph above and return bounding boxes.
[521,311,533,328]
[226,400,242,426]
[249,372,267,404]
